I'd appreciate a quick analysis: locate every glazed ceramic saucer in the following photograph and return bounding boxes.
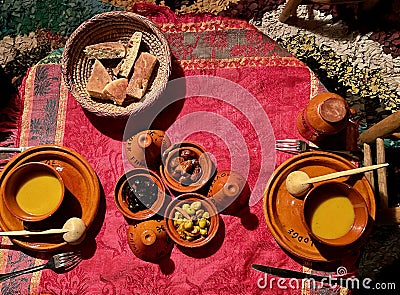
[0,145,100,251]
[264,151,376,262]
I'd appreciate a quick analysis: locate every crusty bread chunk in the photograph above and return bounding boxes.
[86,59,112,99]
[126,52,157,100]
[118,32,142,78]
[84,42,126,59]
[103,78,128,105]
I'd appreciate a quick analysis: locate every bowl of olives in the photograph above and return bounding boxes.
[114,168,166,220]
[160,142,215,193]
[164,193,219,248]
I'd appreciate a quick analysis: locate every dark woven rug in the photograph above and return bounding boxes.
[1,0,400,126]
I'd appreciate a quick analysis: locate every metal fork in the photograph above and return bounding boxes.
[0,252,81,282]
[0,146,33,153]
[276,139,314,153]
[276,139,362,161]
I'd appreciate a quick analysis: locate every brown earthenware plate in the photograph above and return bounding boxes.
[0,145,100,251]
[264,151,376,262]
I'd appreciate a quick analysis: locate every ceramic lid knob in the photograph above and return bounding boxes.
[222,182,240,198]
[125,130,171,170]
[140,229,156,246]
[137,133,153,149]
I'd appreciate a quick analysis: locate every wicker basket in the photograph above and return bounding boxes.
[61,11,171,118]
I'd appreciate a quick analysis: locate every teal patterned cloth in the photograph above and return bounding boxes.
[1,0,120,38]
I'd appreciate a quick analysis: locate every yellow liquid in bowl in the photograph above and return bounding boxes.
[310,195,355,239]
[16,171,63,216]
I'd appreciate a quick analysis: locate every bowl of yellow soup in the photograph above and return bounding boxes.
[302,181,369,247]
[2,162,65,222]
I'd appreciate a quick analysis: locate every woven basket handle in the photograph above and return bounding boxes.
[129,3,177,23]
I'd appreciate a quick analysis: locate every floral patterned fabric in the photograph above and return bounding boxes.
[1,5,353,295]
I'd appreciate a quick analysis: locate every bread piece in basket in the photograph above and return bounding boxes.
[86,59,112,99]
[118,32,142,78]
[127,52,157,100]
[84,42,126,59]
[104,78,129,105]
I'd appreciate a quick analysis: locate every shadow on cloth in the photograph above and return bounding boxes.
[76,176,107,259]
[123,56,186,141]
[85,55,186,142]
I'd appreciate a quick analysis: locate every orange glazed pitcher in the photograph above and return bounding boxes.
[296,92,350,143]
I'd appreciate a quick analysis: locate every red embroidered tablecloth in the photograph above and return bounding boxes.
[0,4,351,295]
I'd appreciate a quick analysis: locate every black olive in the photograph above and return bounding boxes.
[122,176,159,213]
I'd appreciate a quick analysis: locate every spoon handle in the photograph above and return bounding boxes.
[307,163,389,184]
[0,229,68,236]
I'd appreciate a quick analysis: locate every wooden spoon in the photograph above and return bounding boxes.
[0,217,86,244]
[0,228,68,236]
[306,163,389,183]
[286,163,389,197]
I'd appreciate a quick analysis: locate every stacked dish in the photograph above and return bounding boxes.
[0,145,100,251]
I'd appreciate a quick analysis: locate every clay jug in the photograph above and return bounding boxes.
[296,92,350,143]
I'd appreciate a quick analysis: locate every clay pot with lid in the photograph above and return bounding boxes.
[125,130,171,170]
[127,219,174,262]
[207,170,250,215]
[160,142,215,193]
[296,92,350,143]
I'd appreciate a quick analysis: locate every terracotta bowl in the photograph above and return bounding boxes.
[1,162,65,222]
[164,193,219,248]
[127,219,174,262]
[125,129,171,171]
[302,181,369,247]
[114,168,166,220]
[160,142,215,193]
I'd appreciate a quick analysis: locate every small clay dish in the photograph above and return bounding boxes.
[207,170,250,215]
[2,162,65,222]
[125,129,171,171]
[127,219,174,262]
[164,193,219,248]
[114,168,166,220]
[302,181,369,247]
[160,142,214,193]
